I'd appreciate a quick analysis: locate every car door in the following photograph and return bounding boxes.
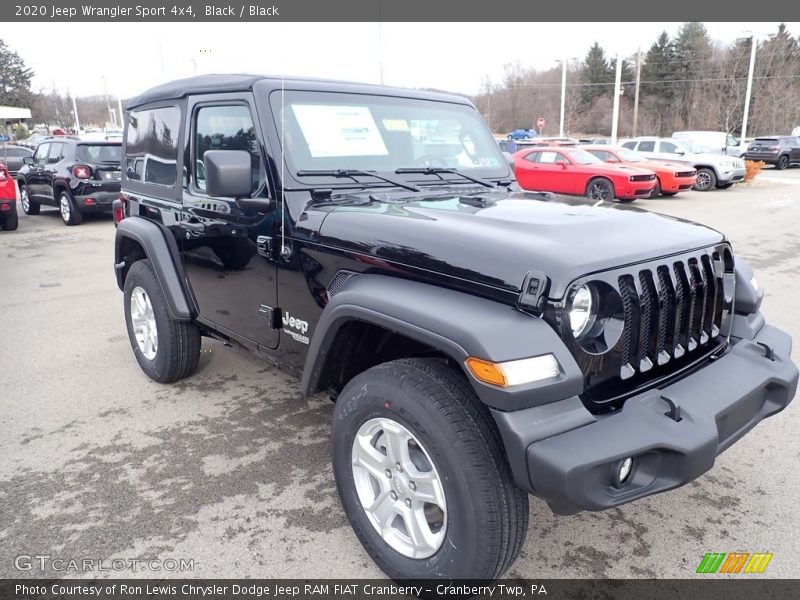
[535,150,574,193]
[515,150,542,189]
[27,142,51,201]
[181,95,280,350]
[42,142,66,203]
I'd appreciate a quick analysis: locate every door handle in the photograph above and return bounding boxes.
[179,221,206,235]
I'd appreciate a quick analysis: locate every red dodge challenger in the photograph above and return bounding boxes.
[0,161,18,231]
[583,145,698,197]
[512,146,657,202]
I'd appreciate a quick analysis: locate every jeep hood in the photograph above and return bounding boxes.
[317,190,725,298]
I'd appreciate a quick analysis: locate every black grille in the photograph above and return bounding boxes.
[617,255,726,380]
[630,174,656,182]
[675,170,696,178]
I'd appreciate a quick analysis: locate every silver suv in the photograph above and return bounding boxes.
[621,137,746,191]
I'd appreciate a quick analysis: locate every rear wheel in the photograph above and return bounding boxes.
[59,191,82,226]
[20,186,39,215]
[331,358,528,580]
[123,259,201,383]
[777,155,789,170]
[693,168,717,191]
[1,209,18,231]
[586,178,614,201]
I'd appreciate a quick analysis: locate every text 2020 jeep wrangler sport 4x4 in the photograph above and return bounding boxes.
[114,75,798,580]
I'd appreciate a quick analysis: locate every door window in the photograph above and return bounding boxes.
[658,141,679,153]
[637,141,656,152]
[193,104,263,194]
[34,143,51,167]
[536,151,561,164]
[48,143,65,163]
[621,141,637,150]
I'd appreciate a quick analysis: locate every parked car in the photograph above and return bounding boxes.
[620,137,745,191]
[19,132,49,149]
[507,128,538,140]
[112,74,797,582]
[743,136,800,170]
[672,131,745,157]
[17,138,122,226]
[0,161,18,231]
[584,145,697,197]
[0,144,34,176]
[513,145,657,201]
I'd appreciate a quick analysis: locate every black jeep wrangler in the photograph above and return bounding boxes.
[114,75,798,580]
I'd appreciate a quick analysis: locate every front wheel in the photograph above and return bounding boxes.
[20,186,40,215]
[331,358,529,580]
[123,259,201,383]
[586,178,615,201]
[693,168,717,191]
[649,179,662,198]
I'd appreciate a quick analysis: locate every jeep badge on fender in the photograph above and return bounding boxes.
[113,74,798,581]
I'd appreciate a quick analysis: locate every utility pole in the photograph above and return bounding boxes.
[378,22,385,85]
[632,48,642,137]
[71,94,81,132]
[610,54,623,145]
[559,58,567,138]
[101,75,115,126]
[117,97,124,128]
[741,35,757,144]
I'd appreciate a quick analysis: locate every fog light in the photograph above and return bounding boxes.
[616,457,634,486]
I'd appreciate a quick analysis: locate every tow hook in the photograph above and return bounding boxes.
[660,395,683,422]
[757,342,776,361]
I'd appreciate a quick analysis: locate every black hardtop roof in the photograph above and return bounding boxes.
[125,74,472,110]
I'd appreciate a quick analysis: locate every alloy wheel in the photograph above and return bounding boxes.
[21,188,30,212]
[695,172,712,190]
[59,194,71,223]
[351,417,447,559]
[130,286,158,360]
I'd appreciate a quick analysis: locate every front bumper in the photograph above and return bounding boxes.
[717,167,746,184]
[493,323,797,515]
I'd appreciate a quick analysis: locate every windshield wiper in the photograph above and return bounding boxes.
[297,169,420,192]
[394,167,496,188]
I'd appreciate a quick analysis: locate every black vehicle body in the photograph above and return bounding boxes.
[0,144,34,176]
[114,75,797,564]
[17,139,122,214]
[744,135,800,169]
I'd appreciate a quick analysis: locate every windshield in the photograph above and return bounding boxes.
[616,147,645,162]
[566,149,603,165]
[270,91,507,181]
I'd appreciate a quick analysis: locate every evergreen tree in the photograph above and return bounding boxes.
[0,39,34,107]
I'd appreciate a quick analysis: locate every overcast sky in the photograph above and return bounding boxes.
[4,22,798,100]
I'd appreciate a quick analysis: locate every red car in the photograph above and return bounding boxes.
[0,161,18,231]
[512,146,657,202]
[584,145,698,197]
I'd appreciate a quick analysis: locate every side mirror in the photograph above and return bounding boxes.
[675,150,685,156]
[204,149,254,199]
[23,156,34,165]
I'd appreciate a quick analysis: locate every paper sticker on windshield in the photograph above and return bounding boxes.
[291,104,388,158]
[382,118,410,132]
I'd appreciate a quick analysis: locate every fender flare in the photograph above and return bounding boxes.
[301,274,583,411]
[114,217,194,320]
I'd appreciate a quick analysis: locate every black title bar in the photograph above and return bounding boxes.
[2,0,800,22]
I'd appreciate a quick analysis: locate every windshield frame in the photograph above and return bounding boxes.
[265,87,512,190]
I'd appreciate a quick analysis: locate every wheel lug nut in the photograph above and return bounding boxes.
[385,469,392,479]
[409,481,416,491]
[405,498,412,507]
[390,491,398,501]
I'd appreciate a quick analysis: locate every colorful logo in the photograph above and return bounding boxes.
[696,552,773,574]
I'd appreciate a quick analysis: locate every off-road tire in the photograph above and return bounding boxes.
[331,357,529,580]
[123,259,201,383]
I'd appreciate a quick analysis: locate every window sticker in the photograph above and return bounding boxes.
[291,104,389,158]
[382,118,410,132]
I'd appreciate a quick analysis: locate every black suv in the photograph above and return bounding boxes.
[114,75,798,581]
[17,138,122,225]
[744,135,800,169]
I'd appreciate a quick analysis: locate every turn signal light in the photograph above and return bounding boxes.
[465,354,561,388]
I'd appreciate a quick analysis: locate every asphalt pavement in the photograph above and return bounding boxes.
[1,169,799,579]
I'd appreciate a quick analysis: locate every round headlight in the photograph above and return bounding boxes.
[569,284,595,338]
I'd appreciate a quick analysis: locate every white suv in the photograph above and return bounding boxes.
[620,137,746,191]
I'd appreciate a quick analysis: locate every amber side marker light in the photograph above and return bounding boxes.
[465,354,560,387]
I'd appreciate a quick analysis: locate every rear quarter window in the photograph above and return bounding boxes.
[124,106,181,187]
